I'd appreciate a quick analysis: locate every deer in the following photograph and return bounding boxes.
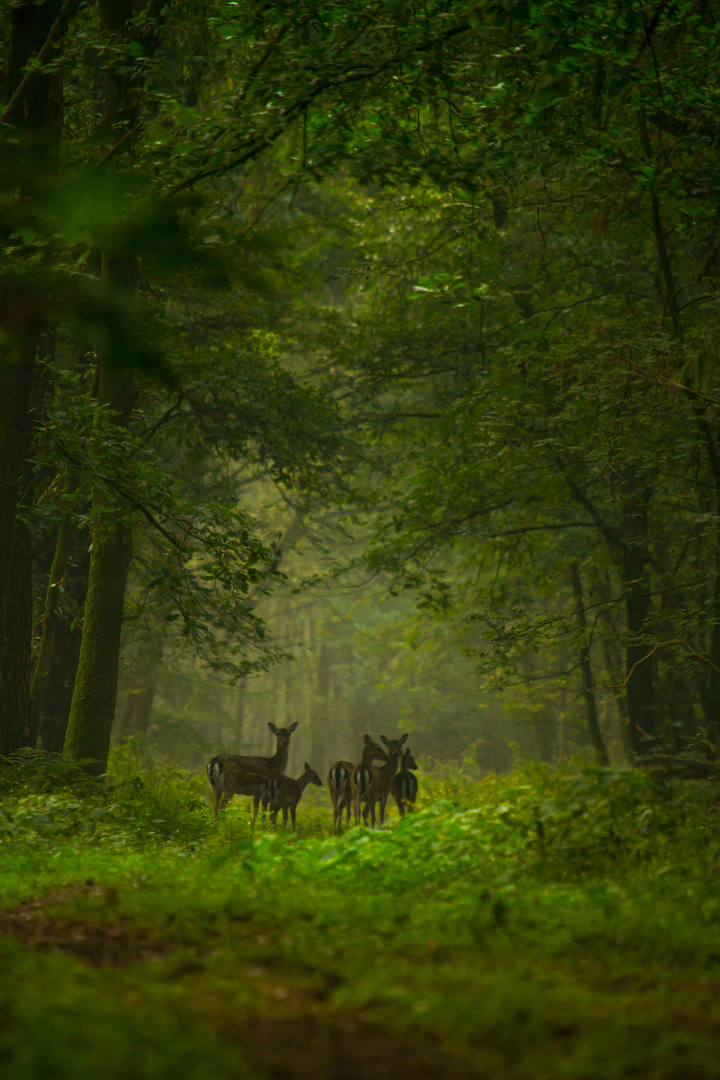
[265,762,322,829]
[327,734,388,831]
[390,746,418,818]
[352,733,408,828]
[207,721,298,822]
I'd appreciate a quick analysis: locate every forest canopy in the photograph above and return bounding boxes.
[1,0,720,775]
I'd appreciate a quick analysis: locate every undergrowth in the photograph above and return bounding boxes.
[1,755,720,1079]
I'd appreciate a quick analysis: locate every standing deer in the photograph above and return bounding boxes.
[390,746,418,818]
[327,735,388,831]
[265,762,322,829]
[207,721,298,821]
[352,733,408,828]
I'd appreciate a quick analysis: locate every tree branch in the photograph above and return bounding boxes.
[0,0,86,127]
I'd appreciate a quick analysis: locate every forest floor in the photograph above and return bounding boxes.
[1,756,720,1080]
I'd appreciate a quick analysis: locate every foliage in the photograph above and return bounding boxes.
[1,764,720,1078]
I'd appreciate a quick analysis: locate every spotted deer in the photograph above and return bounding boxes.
[327,735,388,831]
[352,733,408,827]
[390,746,418,818]
[207,721,298,821]
[265,762,322,829]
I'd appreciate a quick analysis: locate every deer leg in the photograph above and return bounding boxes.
[291,804,296,830]
[337,792,351,831]
[252,792,262,827]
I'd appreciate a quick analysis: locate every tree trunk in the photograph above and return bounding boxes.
[690,408,720,746]
[63,0,139,775]
[117,635,164,743]
[619,476,658,755]
[0,2,64,755]
[569,564,609,766]
[33,516,89,753]
[232,680,251,751]
[63,348,137,773]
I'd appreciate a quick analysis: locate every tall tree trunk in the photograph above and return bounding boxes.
[570,564,609,766]
[235,680,247,748]
[618,473,658,755]
[63,0,139,775]
[64,344,137,773]
[0,2,64,755]
[116,635,164,744]
[689,407,720,746]
[34,516,89,753]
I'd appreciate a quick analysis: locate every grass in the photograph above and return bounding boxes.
[1,754,720,1079]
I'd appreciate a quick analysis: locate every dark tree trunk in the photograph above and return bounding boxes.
[0,3,64,754]
[691,408,720,746]
[619,475,658,755]
[63,347,137,773]
[63,0,139,775]
[34,517,89,753]
[116,636,164,744]
[0,513,34,755]
[570,564,609,766]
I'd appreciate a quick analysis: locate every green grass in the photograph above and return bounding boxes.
[1,756,720,1079]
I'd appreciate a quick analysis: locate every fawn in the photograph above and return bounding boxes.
[265,762,322,829]
[390,746,418,817]
[207,721,298,821]
[327,734,388,831]
[352,733,408,827]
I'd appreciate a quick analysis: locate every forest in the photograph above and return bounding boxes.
[2,1,720,1077]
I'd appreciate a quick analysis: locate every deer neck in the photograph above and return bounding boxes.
[270,743,290,774]
[360,745,383,767]
[296,771,313,793]
[378,754,401,787]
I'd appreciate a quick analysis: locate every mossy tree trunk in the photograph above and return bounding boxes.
[33,501,90,753]
[63,0,139,775]
[63,341,137,774]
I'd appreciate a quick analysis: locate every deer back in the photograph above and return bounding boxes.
[354,733,408,803]
[208,721,298,790]
[208,757,268,798]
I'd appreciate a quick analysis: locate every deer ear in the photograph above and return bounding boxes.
[304,761,311,771]
[268,722,278,734]
[364,734,373,745]
[380,735,390,747]
[288,721,298,732]
[400,733,409,745]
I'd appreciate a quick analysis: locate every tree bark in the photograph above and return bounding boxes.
[63,344,137,773]
[0,2,64,755]
[624,581,657,754]
[619,473,658,755]
[63,0,139,774]
[116,634,164,744]
[569,564,609,766]
[33,508,90,753]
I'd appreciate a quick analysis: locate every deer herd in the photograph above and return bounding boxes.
[207,722,419,830]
